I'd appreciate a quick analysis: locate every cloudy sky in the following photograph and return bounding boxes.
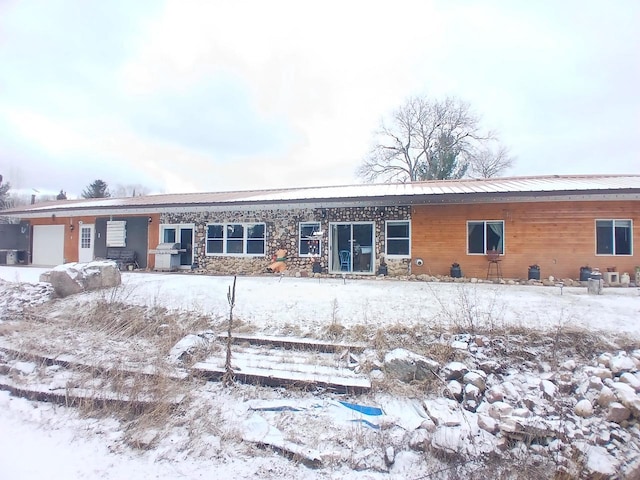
[0,0,638,198]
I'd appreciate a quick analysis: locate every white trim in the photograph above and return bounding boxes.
[298,221,322,258]
[205,222,266,257]
[594,218,633,256]
[328,221,375,275]
[466,220,505,255]
[384,220,411,259]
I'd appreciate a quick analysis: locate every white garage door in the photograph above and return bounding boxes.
[33,225,65,266]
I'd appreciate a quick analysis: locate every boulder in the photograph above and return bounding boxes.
[48,261,121,298]
[611,382,640,417]
[383,348,439,383]
[463,370,487,391]
[620,372,640,392]
[574,399,593,418]
[441,361,469,381]
[607,402,631,423]
[597,386,616,408]
[610,353,637,374]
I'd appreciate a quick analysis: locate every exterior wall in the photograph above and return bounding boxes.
[411,200,640,280]
[30,215,95,264]
[29,214,157,267]
[94,216,151,269]
[161,206,411,276]
[0,222,29,251]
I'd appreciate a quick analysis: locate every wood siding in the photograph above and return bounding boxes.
[411,201,640,280]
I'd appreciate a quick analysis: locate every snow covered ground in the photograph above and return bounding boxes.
[1,265,640,479]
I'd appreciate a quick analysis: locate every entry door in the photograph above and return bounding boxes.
[330,222,374,273]
[78,224,95,263]
[160,224,194,268]
[179,227,193,266]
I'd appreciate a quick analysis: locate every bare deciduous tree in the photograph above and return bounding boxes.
[112,184,151,197]
[0,174,11,210]
[468,144,514,178]
[357,95,513,182]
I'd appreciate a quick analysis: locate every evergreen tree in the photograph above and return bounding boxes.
[81,179,110,199]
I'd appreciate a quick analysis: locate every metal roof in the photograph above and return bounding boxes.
[3,174,639,217]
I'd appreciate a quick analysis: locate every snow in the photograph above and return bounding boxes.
[1,265,640,478]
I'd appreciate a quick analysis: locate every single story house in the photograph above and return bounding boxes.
[1,174,638,281]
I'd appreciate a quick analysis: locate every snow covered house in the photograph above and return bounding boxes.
[1,174,638,281]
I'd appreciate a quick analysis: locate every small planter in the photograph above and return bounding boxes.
[450,263,462,278]
[528,265,540,281]
[312,262,322,274]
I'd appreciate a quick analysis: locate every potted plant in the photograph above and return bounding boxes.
[377,256,388,276]
[450,262,462,278]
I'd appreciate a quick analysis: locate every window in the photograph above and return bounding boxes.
[206,223,265,255]
[106,220,126,247]
[80,226,92,249]
[467,220,504,254]
[299,222,321,256]
[385,220,410,257]
[596,220,632,255]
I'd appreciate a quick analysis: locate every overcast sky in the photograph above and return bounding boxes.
[0,0,638,198]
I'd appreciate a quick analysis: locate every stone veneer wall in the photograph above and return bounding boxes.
[161,205,410,276]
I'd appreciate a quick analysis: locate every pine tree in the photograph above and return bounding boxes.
[81,179,110,199]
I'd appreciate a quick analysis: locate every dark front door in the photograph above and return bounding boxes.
[179,228,193,266]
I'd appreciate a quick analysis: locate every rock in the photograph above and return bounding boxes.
[560,359,576,371]
[583,445,618,478]
[484,386,504,403]
[610,353,637,374]
[451,340,468,350]
[611,382,640,416]
[607,402,631,423]
[383,348,439,383]
[352,448,387,472]
[49,261,121,298]
[540,379,557,400]
[511,407,531,418]
[574,399,593,418]
[487,401,513,420]
[588,376,604,392]
[441,362,469,381]
[408,429,430,451]
[423,398,462,427]
[478,360,501,375]
[445,380,463,401]
[384,446,395,466]
[419,417,437,433]
[463,371,486,391]
[595,430,611,446]
[597,386,616,407]
[584,366,613,380]
[38,271,51,283]
[477,414,499,434]
[168,331,215,363]
[620,372,640,392]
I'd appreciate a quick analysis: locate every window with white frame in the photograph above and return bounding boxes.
[206,223,265,255]
[299,222,321,256]
[385,220,410,257]
[596,219,632,255]
[467,220,504,254]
